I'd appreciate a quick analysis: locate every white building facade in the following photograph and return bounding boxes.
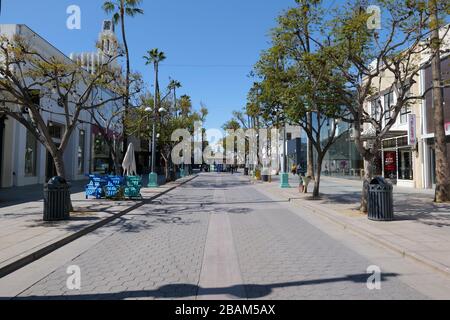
[364,28,450,189]
[0,24,119,188]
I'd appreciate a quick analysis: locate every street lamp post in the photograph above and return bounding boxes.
[273,107,291,189]
[280,121,291,189]
[146,106,166,188]
[180,155,186,178]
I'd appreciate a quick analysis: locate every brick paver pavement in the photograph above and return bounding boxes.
[10,173,444,300]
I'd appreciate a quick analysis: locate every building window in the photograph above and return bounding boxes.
[78,130,85,174]
[24,130,37,177]
[384,91,394,120]
[400,105,411,124]
[49,124,63,139]
[371,99,381,120]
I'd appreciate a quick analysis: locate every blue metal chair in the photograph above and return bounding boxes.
[124,176,142,199]
[85,175,107,199]
[105,176,125,198]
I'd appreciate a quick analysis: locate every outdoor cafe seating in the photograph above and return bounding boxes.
[85,174,143,200]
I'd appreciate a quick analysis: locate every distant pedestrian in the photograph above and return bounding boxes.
[291,164,297,175]
[296,164,303,176]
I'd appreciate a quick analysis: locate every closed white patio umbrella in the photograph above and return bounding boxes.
[122,143,137,176]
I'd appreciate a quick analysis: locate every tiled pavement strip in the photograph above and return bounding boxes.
[0,175,199,279]
[253,175,450,278]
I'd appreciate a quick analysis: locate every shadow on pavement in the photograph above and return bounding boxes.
[0,180,87,209]
[313,190,450,228]
[9,272,399,300]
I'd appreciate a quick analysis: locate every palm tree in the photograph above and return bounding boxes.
[168,79,182,117]
[143,49,166,178]
[144,49,166,110]
[102,0,144,151]
[178,95,193,118]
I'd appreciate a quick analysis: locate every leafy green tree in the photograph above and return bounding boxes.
[320,0,448,211]
[253,42,346,197]
[0,35,126,210]
[126,92,206,180]
[274,0,322,178]
[0,35,125,179]
[222,119,241,131]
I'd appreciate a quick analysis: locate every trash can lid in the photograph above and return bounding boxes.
[48,176,67,185]
[370,177,388,185]
[369,177,393,190]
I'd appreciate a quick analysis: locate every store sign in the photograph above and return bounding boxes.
[408,114,417,146]
[384,151,397,172]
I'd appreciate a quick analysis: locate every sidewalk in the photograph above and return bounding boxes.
[252,174,450,277]
[0,174,198,278]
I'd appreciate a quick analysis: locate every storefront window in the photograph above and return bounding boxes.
[383,136,414,182]
[398,148,413,180]
[78,130,85,174]
[321,125,363,178]
[25,130,37,177]
[93,133,111,173]
[384,151,397,180]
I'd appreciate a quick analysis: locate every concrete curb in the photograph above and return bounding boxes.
[249,177,450,278]
[0,175,199,279]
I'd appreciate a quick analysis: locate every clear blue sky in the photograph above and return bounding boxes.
[0,0,305,130]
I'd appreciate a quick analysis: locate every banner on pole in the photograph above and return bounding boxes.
[408,114,417,146]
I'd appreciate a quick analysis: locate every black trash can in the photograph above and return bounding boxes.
[244,168,249,176]
[44,177,71,221]
[262,174,269,182]
[368,177,394,221]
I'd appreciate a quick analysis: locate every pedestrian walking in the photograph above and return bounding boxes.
[291,164,297,175]
[296,163,304,176]
[299,175,304,193]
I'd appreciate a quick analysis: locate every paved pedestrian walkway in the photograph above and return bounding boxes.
[0,175,198,278]
[254,174,450,277]
[4,173,450,300]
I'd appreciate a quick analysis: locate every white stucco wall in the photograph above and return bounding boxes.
[0,24,108,187]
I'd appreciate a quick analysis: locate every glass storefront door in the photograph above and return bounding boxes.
[398,148,413,180]
[430,147,436,186]
[384,151,397,180]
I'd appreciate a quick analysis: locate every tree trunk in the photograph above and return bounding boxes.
[111,150,122,176]
[164,159,169,181]
[51,150,74,212]
[53,151,66,179]
[306,112,315,178]
[430,2,450,203]
[120,2,130,158]
[312,155,323,199]
[360,155,374,213]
